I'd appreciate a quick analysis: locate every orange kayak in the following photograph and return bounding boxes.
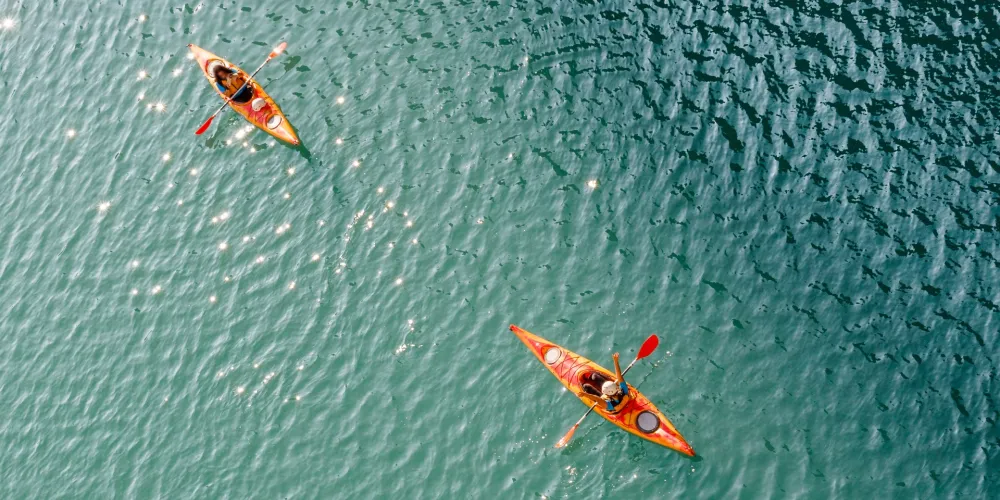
[511,325,695,456]
[188,44,300,145]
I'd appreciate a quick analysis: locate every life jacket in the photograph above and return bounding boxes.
[215,69,251,101]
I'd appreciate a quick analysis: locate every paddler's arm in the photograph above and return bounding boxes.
[613,352,629,397]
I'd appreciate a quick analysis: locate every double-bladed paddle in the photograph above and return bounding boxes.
[195,42,287,135]
[554,334,659,448]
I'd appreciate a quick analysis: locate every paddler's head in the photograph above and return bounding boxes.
[601,380,621,398]
[213,65,231,81]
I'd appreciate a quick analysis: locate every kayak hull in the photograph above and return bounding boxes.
[188,44,299,146]
[511,325,695,456]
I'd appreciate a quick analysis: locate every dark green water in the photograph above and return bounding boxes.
[1,0,997,497]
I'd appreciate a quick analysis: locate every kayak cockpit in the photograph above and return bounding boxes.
[580,370,613,397]
[227,84,253,104]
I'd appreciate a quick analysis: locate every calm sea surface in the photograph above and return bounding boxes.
[1,0,997,497]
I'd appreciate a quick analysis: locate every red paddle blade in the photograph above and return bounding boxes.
[555,424,579,448]
[269,42,287,59]
[195,116,214,135]
[636,334,659,360]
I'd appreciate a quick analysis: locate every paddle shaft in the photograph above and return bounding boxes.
[621,357,641,377]
[575,403,599,426]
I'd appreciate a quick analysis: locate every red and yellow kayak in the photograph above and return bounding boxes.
[188,44,300,145]
[511,325,695,456]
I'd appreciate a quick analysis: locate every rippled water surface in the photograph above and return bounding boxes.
[1,0,998,497]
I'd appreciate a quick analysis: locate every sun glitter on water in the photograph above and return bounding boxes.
[211,211,231,224]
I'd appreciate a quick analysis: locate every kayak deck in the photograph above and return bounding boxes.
[188,44,299,145]
[511,325,695,456]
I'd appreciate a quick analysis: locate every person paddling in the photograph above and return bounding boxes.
[212,65,252,103]
[599,352,630,412]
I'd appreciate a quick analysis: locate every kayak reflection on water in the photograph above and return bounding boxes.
[212,65,252,104]
[580,353,629,412]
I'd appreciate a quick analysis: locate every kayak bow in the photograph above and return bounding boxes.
[510,325,695,456]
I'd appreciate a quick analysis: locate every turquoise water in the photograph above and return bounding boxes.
[1,0,998,497]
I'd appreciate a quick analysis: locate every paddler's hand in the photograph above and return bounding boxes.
[613,352,624,383]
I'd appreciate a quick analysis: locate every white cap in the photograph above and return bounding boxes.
[601,380,620,397]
